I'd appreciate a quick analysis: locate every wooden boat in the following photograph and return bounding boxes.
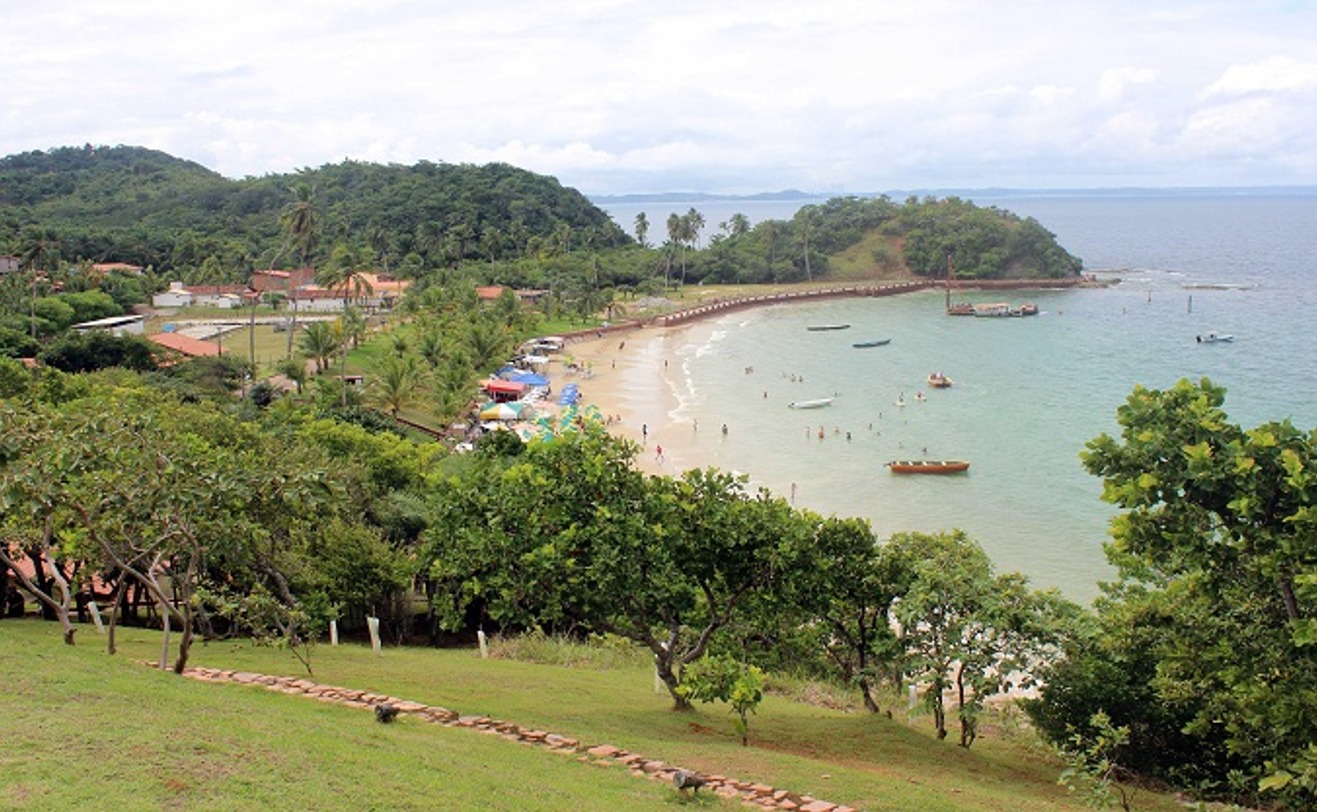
[788,397,834,409]
[852,338,891,348]
[1196,331,1234,344]
[946,303,975,316]
[927,372,953,388]
[807,324,851,331]
[886,460,970,474]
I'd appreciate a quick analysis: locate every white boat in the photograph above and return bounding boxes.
[788,397,834,409]
[1196,332,1235,344]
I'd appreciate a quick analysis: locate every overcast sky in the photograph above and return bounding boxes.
[5,1,1317,196]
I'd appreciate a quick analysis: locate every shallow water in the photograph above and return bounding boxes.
[651,193,1317,602]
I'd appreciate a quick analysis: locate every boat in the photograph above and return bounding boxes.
[807,324,851,331]
[788,397,834,409]
[1196,331,1235,344]
[1016,303,1039,316]
[852,338,891,348]
[946,303,976,316]
[927,372,953,388]
[886,460,970,474]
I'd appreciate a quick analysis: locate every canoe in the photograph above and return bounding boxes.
[885,460,970,474]
[788,397,834,409]
[852,338,891,348]
[807,324,851,331]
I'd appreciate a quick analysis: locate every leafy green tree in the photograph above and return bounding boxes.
[677,654,765,745]
[1064,377,1317,808]
[38,331,157,373]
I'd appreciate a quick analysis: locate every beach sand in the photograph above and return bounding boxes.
[555,326,703,477]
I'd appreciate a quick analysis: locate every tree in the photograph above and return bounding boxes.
[633,211,649,247]
[370,353,426,417]
[280,182,318,356]
[677,654,765,746]
[1067,377,1317,808]
[889,530,1069,747]
[298,322,338,374]
[17,226,61,339]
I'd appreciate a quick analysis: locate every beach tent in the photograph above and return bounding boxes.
[509,371,550,386]
[479,402,532,421]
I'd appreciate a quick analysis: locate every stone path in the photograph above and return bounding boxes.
[176,665,857,811]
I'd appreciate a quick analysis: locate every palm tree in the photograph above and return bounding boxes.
[665,213,682,289]
[280,182,318,357]
[634,212,650,248]
[729,213,751,238]
[17,226,61,339]
[370,353,426,417]
[298,321,338,374]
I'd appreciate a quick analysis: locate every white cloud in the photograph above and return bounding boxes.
[4,1,1317,192]
[1204,56,1317,97]
[1097,67,1160,102]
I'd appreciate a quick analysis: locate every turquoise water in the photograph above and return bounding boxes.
[640,193,1317,603]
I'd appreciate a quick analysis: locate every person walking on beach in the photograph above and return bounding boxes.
[656,444,664,463]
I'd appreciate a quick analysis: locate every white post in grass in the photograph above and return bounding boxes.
[330,619,339,646]
[88,600,105,634]
[367,616,381,655]
[477,629,489,659]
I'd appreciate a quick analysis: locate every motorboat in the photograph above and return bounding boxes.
[927,372,953,388]
[1196,332,1234,344]
[788,397,834,409]
[807,324,851,331]
[852,338,891,348]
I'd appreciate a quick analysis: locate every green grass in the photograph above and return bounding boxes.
[1,620,1184,811]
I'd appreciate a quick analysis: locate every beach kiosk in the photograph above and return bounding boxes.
[483,379,528,403]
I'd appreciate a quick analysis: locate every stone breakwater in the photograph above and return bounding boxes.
[172,665,858,812]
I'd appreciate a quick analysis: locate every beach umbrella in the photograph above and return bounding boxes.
[511,372,550,386]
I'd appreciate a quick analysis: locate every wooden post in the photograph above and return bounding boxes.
[367,616,381,656]
[330,619,339,646]
[477,629,489,659]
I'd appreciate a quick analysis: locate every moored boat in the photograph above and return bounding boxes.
[1196,331,1234,343]
[788,397,834,409]
[885,460,970,474]
[807,324,851,331]
[927,372,953,388]
[852,338,891,348]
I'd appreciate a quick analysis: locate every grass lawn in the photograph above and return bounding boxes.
[1,619,1182,811]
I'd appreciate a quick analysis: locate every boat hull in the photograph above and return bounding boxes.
[853,339,891,348]
[789,398,834,409]
[886,460,970,474]
[807,324,851,331]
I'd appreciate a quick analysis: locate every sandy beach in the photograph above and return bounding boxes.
[555,325,705,477]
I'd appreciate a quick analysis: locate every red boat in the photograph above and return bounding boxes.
[886,460,970,474]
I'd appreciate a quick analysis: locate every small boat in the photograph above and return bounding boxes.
[807,324,851,331]
[927,372,953,388]
[886,460,970,474]
[788,397,834,409]
[1016,303,1039,316]
[852,338,891,348]
[1196,331,1234,344]
[946,302,975,316]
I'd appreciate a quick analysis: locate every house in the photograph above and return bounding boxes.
[71,314,146,337]
[251,266,316,294]
[151,282,254,309]
[0,256,19,275]
[148,332,223,358]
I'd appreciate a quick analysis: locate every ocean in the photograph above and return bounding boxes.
[603,191,1317,603]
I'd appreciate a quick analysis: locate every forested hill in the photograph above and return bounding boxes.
[0,145,627,273]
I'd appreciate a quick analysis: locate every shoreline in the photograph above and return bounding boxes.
[549,276,1100,480]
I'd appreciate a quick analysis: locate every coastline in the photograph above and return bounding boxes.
[557,325,700,477]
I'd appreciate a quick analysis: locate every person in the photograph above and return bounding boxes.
[656,444,664,462]
[721,423,728,435]
[642,423,648,441]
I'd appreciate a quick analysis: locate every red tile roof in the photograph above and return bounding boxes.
[149,333,223,357]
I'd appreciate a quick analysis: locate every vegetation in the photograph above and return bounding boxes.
[1025,378,1317,810]
[14,145,1311,810]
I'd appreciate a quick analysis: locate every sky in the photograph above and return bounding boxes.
[4,0,1317,196]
